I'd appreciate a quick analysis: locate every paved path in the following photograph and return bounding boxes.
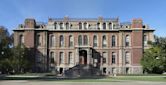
[0,80,166,85]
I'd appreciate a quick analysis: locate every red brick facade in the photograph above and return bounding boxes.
[13,17,154,74]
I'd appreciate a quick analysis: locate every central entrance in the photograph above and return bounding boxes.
[79,50,87,65]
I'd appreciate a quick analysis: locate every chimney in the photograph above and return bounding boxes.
[24,18,36,28]
[131,18,143,28]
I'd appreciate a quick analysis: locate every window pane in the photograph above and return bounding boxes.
[112,35,116,47]
[79,22,82,29]
[125,35,130,46]
[60,35,64,47]
[83,35,88,45]
[112,52,116,64]
[60,52,64,64]
[93,35,97,47]
[103,23,106,29]
[78,35,82,46]
[125,52,130,64]
[69,35,73,47]
[102,35,107,47]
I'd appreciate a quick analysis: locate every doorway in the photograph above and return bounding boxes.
[79,50,87,65]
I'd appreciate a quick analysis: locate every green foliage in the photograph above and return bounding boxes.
[0,27,32,74]
[141,36,166,74]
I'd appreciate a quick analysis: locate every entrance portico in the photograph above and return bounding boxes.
[75,46,92,65]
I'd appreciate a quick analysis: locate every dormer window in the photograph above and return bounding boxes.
[60,22,63,29]
[54,22,57,29]
[109,23,112,29]
[66,22,69,29]
[84,22,87,29]
[97,22,100,29]
[103,22,106,29]
[79,22,82,29]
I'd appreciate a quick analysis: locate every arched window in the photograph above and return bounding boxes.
[84,22,87,29]
[93,35,97,47]
[112,52,116,64]
[36,35,41,46]
[50,35,55,47]
[125,35,130,46]
[79,22,82,29]
[19,34,24,45]
[125,52,130,64]
[50,52,54,63]
[59,35,64,47]
[69,35,73,47]
[60,22,63,29]
[83,35,88,45]
[97,22,100,29]
[102,35,107,47]
[112,35,116,47]
[102,52,107,64]
[59,52,64,64]
[78,35,82,46]
[68,52,73,64]
[103,22,106,29]
[66,22,69,29]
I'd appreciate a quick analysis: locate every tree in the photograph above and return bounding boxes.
[0,26,12,73]
[10,45,32,73]
[141,36,166,74]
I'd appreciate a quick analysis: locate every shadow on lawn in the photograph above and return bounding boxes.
[0,74,109,82]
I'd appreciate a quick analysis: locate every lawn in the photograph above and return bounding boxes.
[0,73,166,82]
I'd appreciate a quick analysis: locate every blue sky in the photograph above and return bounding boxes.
[0,0,166,36]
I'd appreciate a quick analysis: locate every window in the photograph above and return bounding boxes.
[97,22,100,29]
[109,23,112,29]
[36,35,41,47]
[79,22,82,29]
[59,52,64,64]
[125,35,130,47]
[50,35,55,47]
[112,35,116,47]
[83,35,88,45]
[54,22,57,29]
[19,34,24,45]
[59,35,64,47]
[103,23,106,29]
[125,52,130,64]
[112,52,116,64]
[102,52,107,64]
[78,35,82,46]
[60,22,63,29]
[144,35,147,46]
[69,35,73,47]
[102,35,107,47]
[93,35,97,47]
[50,52,54,63]
[66,22,69,29]
[84,22,87,29]
[68,52,74,64]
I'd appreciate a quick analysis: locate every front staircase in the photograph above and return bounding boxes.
[64,64,102,78]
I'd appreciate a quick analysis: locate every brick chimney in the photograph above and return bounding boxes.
[24,18,36,28]
[131,18,143,28]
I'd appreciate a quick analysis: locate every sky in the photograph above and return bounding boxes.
[0,0,166,36]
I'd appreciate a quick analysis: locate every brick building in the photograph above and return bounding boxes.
[13,17,154,75]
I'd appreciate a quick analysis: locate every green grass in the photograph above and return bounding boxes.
[111,76,166,82]
[0,74,166,82]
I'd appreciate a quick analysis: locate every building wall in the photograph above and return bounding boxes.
[13,17,155,74]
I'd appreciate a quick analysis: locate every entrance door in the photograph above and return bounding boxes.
[79,50,87,65]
